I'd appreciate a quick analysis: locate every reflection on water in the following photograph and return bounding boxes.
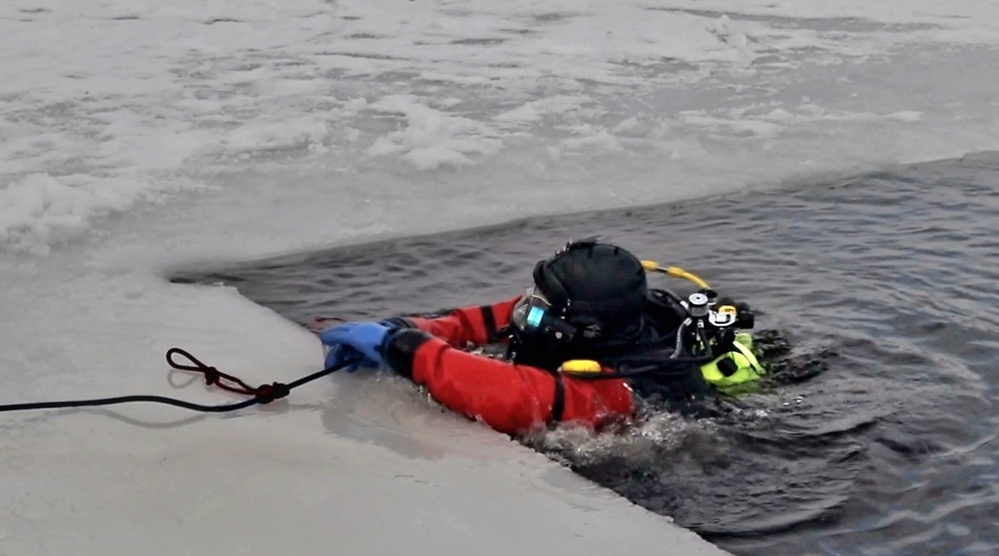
[172,152,999,556]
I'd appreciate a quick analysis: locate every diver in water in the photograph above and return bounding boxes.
[319,240,765,435]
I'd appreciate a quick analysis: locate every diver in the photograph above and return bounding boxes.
[319,240,765,436]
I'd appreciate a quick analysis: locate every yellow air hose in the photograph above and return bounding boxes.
[640,260,710,289]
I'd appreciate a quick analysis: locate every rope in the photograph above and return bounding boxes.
[0,348,354,414]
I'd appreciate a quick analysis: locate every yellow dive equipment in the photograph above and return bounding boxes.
[699,333,766,392]
[558,359,603,373]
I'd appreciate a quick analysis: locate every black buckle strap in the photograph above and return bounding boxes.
[478,305,498,341]
[549,372,565,426]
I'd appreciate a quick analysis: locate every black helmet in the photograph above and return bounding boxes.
[530,240,648,343]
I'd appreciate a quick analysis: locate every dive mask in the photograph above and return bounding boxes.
[511,287,554,332]
[510,287,578,341]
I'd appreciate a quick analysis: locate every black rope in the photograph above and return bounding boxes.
[0,348,357,414]
[0,395,263,414]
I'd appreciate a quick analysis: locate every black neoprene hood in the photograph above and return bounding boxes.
[532,241,649,336]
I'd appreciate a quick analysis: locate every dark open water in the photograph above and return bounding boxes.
[172,153,999,556]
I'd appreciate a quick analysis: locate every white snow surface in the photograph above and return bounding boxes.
[3,0,999,554]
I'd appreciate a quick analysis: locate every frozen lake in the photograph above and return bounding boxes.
[3,1,999,554]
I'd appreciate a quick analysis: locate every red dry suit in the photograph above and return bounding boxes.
[381,296,635,436]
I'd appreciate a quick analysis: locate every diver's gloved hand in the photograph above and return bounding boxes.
[322,344,366,372]
[319,321,395,371]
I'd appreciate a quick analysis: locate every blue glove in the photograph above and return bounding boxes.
[319,321,394,371]
[323,344,367,372]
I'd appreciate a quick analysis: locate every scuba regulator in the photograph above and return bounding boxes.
[642,260,764,385]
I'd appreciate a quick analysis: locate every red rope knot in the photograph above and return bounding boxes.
[202,367,221,386]
[254,382,290,404]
